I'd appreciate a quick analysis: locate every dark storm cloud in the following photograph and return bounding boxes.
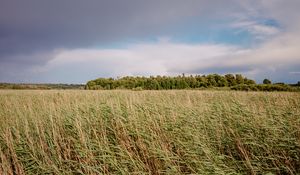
[0,0,246,83]
[0,0,237,60]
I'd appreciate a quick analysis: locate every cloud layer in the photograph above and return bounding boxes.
[0,0,299,83]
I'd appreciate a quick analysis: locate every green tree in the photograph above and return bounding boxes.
[225,74,237,86]
[85,74,257,90]
[235,74,244,84]
[206,75,217,87]
[263,79,272,84]
[244,78,256,85]
[217,76,228,87]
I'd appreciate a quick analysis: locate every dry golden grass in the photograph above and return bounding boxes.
[0,90,299,174]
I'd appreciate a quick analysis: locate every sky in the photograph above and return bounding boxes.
[0,0,300,84]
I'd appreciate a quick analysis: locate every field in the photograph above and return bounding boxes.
[0,90,299,174]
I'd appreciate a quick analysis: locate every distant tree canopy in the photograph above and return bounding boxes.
[85,74,256,90]
[0,83,84,90]
[263,79,272,84]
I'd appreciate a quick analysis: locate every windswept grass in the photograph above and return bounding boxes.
[0,90,299,174]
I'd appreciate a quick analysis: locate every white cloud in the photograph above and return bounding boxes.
[43,41,240,82]
[231,20,280,39]
[34,33,300,83]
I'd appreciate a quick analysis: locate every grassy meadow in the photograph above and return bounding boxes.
[0,90,299,174]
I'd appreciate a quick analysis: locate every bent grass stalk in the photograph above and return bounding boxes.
[0,90,299,174]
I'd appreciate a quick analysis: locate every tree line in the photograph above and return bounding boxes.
[85,74,257,90]
[0,83,85,90]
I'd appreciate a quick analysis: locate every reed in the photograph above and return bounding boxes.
[0,90,299,174]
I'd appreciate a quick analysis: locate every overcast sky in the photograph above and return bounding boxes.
[0,0,299,84]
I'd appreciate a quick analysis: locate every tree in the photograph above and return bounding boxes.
[244,78,256,85]
[225,74,237,86]
[235,74,244,84]
[206,75,217,87]
[85,74,257,90]
[263,79,272,84]
[217,76,228,87]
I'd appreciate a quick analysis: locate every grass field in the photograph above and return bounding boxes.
[0,90,299,174]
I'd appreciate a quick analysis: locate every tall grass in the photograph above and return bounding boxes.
[0,90,299,174]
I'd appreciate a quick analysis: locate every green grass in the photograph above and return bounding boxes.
[0,90,299,174]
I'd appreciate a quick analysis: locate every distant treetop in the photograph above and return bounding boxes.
[263,79,272,84]
[85,74,256,90]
